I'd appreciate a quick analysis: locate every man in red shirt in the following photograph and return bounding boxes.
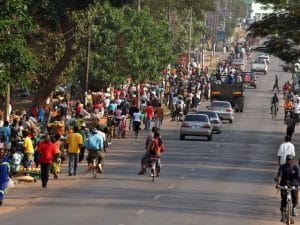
[145,102,154,131]
[37,134,58,188]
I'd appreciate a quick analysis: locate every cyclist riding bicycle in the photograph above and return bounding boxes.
[270,93,279,114]
[86,128,105,173]
[275,154,300,221]
[284,99,294,120]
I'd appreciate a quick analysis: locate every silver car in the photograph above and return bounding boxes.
[197,110,222,133]
[210,100,234,123]
[180,113,213,141]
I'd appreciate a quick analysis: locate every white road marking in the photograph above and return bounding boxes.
[211,150,215,152]
[154,195,161,200]
[216,144,220,147]
[180,175,185,179]
[136,210,144,215]
[233,125,236,127]
[190,168,195,171]
[168,184,175,189]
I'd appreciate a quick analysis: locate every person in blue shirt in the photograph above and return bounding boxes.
[0,121,11,151]
[0,149,10,206]
[86,128,105,173]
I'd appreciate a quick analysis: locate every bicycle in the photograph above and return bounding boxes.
[277,185,298,224]
[149,155,159,182]
[271,103,278,119]
[86,153,100,179]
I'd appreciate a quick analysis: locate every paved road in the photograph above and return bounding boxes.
[1,54,299,225]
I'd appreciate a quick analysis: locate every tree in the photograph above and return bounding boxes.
[247,0,300,63]
[73,3,174,90]
[0,0,37,96]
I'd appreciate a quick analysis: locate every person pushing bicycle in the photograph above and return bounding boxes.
[275,155,300,221]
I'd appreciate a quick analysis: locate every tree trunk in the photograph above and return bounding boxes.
[32,15,77,108]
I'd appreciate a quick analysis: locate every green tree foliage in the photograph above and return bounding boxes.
[0,0,37,95]
[247,0,300,63]
[74,3,174,90]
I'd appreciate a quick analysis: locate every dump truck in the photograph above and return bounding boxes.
[210,83,245,112]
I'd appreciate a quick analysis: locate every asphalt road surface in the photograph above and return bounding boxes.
[1,54,298,225]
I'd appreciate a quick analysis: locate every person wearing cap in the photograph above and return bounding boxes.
[277,136,295,166]
[276,154,300,220]
[86,128,104,173]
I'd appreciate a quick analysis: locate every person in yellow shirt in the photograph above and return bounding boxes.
[66,126,83,176]
[22,130,34,170]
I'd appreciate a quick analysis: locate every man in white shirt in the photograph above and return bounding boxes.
[277,135,295,166]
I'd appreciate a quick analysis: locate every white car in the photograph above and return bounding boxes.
[257,53,270,64]
[180,113,213,141]
[251,58,268,74]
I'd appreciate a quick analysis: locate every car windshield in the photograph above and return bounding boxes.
[184,114,208,122]
[197,111,217,118]
[212,102,231,108]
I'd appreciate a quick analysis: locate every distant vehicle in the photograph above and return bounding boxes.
[251,58,268,74]
[196,110,222,134]
[209,100,234,123]
[257,53,270,64]
[242,71,257,89]
[210,83,245,113]
[179,113,213,141]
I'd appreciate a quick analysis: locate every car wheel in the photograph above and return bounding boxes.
[180,134,185,140]
[207,134,212,141]
[229,119,233,123]
[264,71,267,75]
[217,130,222,134]
[240,108,244,113]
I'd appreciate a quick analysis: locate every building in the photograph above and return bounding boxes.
[250,2,273,21]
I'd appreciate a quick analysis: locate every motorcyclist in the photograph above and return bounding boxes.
[270,93,279,114]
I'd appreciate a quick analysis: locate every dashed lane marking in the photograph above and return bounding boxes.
[154,195,161,200]
[211,150,215,152]
[136,210,144,215]
[168,184,175,189]
[180,175,186,179]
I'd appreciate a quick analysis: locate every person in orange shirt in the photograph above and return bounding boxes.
[284,100,294,120]
[154,103,164,130]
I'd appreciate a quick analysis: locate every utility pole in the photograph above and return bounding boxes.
[138,0,141,13]
[188,8,193,70]
[84,29,91,106]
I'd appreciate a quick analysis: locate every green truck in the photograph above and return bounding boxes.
[210,83,245,112]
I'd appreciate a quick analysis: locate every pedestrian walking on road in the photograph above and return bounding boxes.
[66,126,83,176]
[272,74,280,92]
[0,149,10,206]
[37,134,57,188]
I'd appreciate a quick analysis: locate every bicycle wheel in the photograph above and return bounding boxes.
[287,200,292,225]
[92,159,97,179]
